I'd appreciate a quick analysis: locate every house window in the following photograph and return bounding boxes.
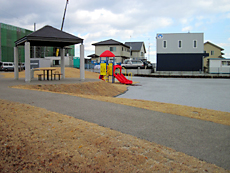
[204,51,206,53]
[211,51,214,55]
[222,61,227,66]
[222,61,230,66]
[110,47,116,52]
[193,40,197,48]
[141,52,144,56]
[163,40,167,48]
[178,40,182,48]
[122,47,123,51]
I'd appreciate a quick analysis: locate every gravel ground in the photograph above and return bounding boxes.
[118,77,230,112]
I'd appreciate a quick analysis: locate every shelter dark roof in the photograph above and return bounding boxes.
[87,54,99,58]
[15,25,83,47]
[92,39,130,48]
[125,42,146,53]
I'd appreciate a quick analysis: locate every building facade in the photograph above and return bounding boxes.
[0,23,75,63]
[92,39,130,63]
[204,41,224,72]
[125,42,146,60]
[156,33,206,71]
[0,23,32,63]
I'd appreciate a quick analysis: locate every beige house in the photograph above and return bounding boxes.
[92,39,130,63]
[125,42,146,60]
[204,41,224,71]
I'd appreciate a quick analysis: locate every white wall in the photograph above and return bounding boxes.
[209,59,230,73]
[30,58,50,68]
[45,56,71,67]
[156,33,204,54]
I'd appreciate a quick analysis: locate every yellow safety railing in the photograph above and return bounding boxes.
[122,67,127,76]
[128,72,133,81]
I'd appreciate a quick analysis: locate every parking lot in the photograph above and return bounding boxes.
[118,77,230,112]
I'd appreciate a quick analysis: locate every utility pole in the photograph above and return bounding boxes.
[61,0,69,31]
[56,0,69,56]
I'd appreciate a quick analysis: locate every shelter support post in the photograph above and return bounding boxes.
[25,42,31,83]
[112,57,115,83]
[80,43,85,80]
[14,47,19,80]
[60,48,65,79]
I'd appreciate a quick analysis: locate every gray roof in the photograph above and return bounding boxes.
[204,41,224,51]
[87,54,99,58]
[125,42,146,53]
[15,25,83,47]
[92,39,130,48]
[209,58,226,60]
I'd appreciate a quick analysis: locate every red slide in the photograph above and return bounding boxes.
[113,65,133,85]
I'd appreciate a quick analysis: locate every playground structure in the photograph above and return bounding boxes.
[99,50,133,85]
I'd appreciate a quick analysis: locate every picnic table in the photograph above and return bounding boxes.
[37,68,56,81]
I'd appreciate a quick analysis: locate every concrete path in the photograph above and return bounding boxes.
[0,77,229,170]
[118,77,230,112]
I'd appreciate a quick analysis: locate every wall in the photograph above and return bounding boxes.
[157,53,203,71]
[45,56,71,67]
[30,58,50,69]
[209,59,230,74]
[157,33,204,53]
[204,43,223,69]
[95,45,129,63]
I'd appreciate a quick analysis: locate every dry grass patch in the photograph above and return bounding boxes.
[1,67,99,79]
[1,99,228,172]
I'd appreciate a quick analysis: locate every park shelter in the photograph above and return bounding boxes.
[14,25,85,82]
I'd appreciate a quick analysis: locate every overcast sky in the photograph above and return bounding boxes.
[1,0,230,62]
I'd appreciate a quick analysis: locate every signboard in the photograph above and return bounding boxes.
[100,63,106,75]
[157,34,163,39]
[30,60,39,69]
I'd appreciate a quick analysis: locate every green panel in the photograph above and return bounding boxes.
[0,23,32,62]
[1,23,76,62]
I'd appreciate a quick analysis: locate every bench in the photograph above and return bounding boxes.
[53,71,62,80]
[37,74,44,81]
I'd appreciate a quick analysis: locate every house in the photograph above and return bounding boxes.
[156,33,208,71]
[208,58,230,74]
[204,41,224,72]
[92,39,130,63]
[124,42,146,60]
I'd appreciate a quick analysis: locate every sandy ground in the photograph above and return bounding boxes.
[1,68,230,172]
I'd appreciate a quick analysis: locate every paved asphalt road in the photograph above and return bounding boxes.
[0,76,230,170]
[118,77,230,113]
